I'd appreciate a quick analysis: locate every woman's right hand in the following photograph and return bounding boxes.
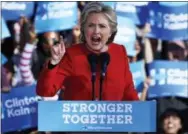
[50,36,66,65]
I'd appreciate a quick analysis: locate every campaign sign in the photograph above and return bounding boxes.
[35,2,78,33]
[130,60,146,92]
[115,2,149,25]
[148,60,188,98]
[1,17,10,39]
[2,2,34,21]
[147,2,188,41]
[1,85,42,132]
[38,101,156,132]
[114,16,136,56]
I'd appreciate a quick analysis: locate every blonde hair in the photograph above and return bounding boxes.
[80,2,117,44]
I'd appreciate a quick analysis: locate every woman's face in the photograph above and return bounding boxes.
[84,13,112,53]
[43,32,59,50]
[163,115,182,134]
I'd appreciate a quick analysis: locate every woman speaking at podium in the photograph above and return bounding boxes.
[36,2,139,101]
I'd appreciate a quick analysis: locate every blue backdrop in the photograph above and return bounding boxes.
[34,2,78,33]
[148,60,188,98]
[2,2,35,21]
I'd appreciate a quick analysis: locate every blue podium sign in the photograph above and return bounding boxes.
[148,60,188,98]
[1,85,42,133]
[38,101,156,132]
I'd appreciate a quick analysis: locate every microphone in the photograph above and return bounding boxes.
[87,53,98,100]
[99,52,110,100]
[100,52,110,77]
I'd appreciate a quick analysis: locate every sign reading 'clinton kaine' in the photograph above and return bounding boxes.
[147,2,188,41]
[1,85,42,133]
[35,2,78,33]
[2,2,35,21]
[38,101,156,132]
[115,2,149,25]
[148,60,188,98]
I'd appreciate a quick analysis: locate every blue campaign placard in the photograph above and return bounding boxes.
[114,16,137,57]
[1,17,10,39]
[1,85,42,133]
[147,2,188,41]
[38,101,156,132]
[115,2,149,25]
[130,60,146,92]
[2,2,35,21]
[34,2,78,34]
[148,60,188,98]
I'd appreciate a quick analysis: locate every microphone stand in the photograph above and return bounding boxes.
[99,73,104,101]
[91,73,96,101]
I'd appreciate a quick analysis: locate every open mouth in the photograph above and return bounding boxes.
[91,36,101,45]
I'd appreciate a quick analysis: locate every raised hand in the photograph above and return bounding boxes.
[50,36,66,65]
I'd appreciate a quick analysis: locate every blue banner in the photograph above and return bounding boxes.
[148,60,188,98]
[2,2,35,21]
[115,2,149,25]
[34,2,78,33]
[130,60,146,92]
[38,101,156,132]
[147,2,188,41]
[1,17,10,39]
[102,2,116,9]
[1,85,42,133]
[114,16,137,57]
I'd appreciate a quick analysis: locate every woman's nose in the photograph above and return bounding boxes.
[94,26,100,33]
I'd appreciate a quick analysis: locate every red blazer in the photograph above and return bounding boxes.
[36,43,139,101]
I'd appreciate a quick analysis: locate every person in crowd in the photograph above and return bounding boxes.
[159,108,185,134]
[64,24,81,48]
[31,31,60,80]
[64,8,81,48]
[36,2,139,101]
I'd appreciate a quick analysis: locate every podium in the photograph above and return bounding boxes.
[38,101,156,132]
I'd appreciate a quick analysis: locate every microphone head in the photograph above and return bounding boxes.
[87,53,98,73]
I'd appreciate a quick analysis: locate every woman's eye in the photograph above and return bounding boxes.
[100,25,106,28]
[88,24,94,27]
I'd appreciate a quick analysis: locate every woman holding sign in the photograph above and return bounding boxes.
[36,2,139,101]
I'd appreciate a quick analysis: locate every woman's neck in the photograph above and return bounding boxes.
[85,44,109,55]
